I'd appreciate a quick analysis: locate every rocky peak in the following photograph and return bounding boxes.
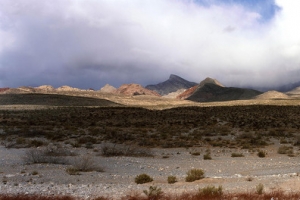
[100,84,117,93]
[146,74,197,96]
[199,77,224,87]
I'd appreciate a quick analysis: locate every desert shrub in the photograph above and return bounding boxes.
[101,144,153,157]
[257,150,266,158]
[85,142,94,149]
[44,144,77,157]
[66,167,80,175]
[167,176,177,184]
[143,186,163,199]
[231,153,244,157]
[16,137,27,145]
[2,176,8,184]
[22,148,68,164]
[29,139,45,147]
[190,152,201,156]
[71,142,81,148]
[294,136,300,146]
[31,171,38,175]
[277,145,293,154]
[71,155,103,172]
[93,197,110,200]
[185,169,205,182]
[23,149,45,164]
[256,183,264,194]
[203,153,212,160]
[198,185,223,197]
[134,174,153,184]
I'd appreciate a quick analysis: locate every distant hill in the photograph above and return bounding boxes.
[177,77,224,100]
[187,83,262,102]
[0,93,120,106]
[116,84,161,97]
[100,84,117,93]
[146,74,197,95]
[0,88,9,93]
[286,86,300,98]
[255,90,290,100]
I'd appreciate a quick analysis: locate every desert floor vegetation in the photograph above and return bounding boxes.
[1,103,300,198]
[1,105,300,149]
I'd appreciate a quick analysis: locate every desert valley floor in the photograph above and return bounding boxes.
[1,93,300,199]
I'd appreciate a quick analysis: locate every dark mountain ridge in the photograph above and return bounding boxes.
[187,83,262,102]
[146,74,197,95]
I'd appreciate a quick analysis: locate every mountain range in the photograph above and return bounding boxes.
[1,74,299,103]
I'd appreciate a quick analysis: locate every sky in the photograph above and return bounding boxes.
[0,0,300,90]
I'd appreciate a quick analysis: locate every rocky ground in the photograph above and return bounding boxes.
[1,143,300,199]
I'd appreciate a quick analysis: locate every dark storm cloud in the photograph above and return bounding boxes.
[0,0,300,89]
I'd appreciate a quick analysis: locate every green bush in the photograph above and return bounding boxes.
[167,176,177,184]
[135,174,153,184]
[185,169,205,182]
[198,185,223,197]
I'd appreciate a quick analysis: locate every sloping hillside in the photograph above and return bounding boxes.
[177,77,224,100]
[0,93,120,107]
[256,90,290,100]
[286,86,300,98]
[187,83,262,102]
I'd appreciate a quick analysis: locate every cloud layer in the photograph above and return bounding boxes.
[0,0,300,89]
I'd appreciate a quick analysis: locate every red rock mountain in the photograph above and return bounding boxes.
[116,84,161,97]
[0,88,9,93]
[177,85,198,100]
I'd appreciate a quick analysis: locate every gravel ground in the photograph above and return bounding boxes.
[1,144,300,199]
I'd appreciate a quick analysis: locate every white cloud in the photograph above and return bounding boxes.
[0,0,299,89]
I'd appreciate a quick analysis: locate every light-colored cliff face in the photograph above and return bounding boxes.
[100,84,117,93]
